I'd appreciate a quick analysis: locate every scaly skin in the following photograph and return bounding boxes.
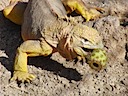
[3,0,107,82]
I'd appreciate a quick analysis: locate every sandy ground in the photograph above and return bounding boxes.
[0,0,128,96]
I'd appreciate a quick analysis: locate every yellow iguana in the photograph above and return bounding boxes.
[3,0,107,82]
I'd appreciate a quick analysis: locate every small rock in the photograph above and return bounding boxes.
[0,50,8,58]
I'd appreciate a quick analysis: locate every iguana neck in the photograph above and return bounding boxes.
[43,19,78,60]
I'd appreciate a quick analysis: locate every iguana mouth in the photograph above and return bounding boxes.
[82,47,93,52]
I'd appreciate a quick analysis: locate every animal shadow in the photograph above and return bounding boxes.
[29,56,82,81]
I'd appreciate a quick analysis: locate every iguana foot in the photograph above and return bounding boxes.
[10,71,35,82]
[62,0,101,21]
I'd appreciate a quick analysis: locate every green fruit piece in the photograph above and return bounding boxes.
[87,49,107,71]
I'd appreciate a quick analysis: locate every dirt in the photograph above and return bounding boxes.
[0,0,128,96]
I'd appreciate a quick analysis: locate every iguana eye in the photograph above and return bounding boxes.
[81,39,88,44]
[81,39,88,43]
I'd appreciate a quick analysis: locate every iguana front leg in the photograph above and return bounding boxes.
[11,39,53,82]
[62,0,101,21]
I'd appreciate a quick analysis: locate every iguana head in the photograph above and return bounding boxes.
[72,23,103,49]
[72,23,107,70]
[57,22,107,70]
